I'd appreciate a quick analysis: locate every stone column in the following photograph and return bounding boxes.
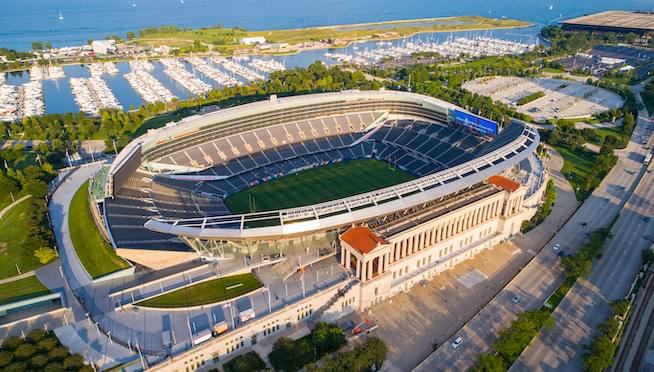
[367,260,374,280]
[356,258,361,280]
[345,250,351,271]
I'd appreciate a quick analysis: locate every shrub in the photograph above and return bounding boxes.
[47,346,70,362]
[269,322,347,371]
[0,350,13,367]
[13,344,37,360]
[63,354,85,370]
[223,351,266,372]
[29,354,49,369]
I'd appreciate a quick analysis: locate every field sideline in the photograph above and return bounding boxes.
[225,159,416,213]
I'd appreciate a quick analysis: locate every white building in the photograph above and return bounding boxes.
[91,40,117,55]
[240,36,267,45]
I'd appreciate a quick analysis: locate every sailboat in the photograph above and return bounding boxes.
[58,12,64,20]
[180,0,184,3]
[132,1,137,7]
[549,4,554,10]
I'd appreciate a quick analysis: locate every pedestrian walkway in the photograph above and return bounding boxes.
[55,320,138,370]
[0,194,31,219]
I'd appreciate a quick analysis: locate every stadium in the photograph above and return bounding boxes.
[95,90,545,364]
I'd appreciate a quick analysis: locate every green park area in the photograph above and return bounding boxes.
[68,181,129,279]
[0,196,44,279]
[134,16,528,51]
[137,273,262,308]
[0,276,50,306]
[226,159,415,213]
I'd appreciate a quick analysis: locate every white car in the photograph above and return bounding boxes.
[552,243,560,251]
[512,296,520,304]
[451,336,464,348]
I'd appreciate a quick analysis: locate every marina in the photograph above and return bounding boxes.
[1,27,542,118]
[125,69,176,104]
[160,58,212,96]
[0,81,45,121]
[219,59,265,82]
[186,57,240,87]
[29,65,66,81]
[249,58,286,74]
[88,62,119,77]
[324,36,535,66]
[70,77,121,115]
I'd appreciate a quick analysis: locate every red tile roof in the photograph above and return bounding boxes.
[488,175,521,193]
[340,226,387,254]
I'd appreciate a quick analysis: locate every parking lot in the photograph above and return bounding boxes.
[463,76,624,122]
[365,242,525,371]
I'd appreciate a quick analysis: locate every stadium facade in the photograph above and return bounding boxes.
[99,90,546,369]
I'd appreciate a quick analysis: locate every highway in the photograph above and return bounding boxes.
[414,91,653,371]
[511,95,654,370]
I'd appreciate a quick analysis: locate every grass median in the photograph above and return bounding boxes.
[136,273,262,308]
[0,196,44,279]
[0,276,51,306]
[68,181,129,279]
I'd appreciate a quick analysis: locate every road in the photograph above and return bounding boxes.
[511,102,654,371]
[414,93,653,371]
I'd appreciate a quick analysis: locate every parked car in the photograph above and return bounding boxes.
[451,336,464,348]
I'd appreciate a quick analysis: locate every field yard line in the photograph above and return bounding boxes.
[0,194,31,220]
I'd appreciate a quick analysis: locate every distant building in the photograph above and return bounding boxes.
[561,11,654,35]
[599,57,626,66]
[91,40,117,55]
[240,36,266,45]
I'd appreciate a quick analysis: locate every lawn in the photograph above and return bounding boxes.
[0,196,44,279]
[136,16,528,50]
[0,276,50,305]
[68,181,130,279]
[136,273,262,308]
[225,159,416,213]
[554,145,596,194]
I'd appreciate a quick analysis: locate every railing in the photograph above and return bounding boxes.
[147,123,538,234]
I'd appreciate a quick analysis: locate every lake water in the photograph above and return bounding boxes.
[1,0,652,51]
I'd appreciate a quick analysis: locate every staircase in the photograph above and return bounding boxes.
[310,278,359,325]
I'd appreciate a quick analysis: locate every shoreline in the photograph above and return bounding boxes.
[1,19,535,75]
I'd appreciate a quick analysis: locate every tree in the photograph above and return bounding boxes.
[625,33,637,44]
[473,353,505,372]
[31,42,43,52]
[126,31,136,40]
[29,354,49,369]
[561,255,592,279]
[0,351,13,367]
[610,299,630,317]
[582,335,616,372]
[13,344,37,360]
[34,247,57,264]
[311,322,345,355]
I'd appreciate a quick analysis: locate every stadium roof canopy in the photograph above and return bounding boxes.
[561,11,654,34]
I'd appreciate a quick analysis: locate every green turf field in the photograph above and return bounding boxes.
[136,273,262,308]
[69,181,130,279]
[225,159,416,213]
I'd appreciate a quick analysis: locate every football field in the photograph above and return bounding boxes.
[226,159,415,213]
